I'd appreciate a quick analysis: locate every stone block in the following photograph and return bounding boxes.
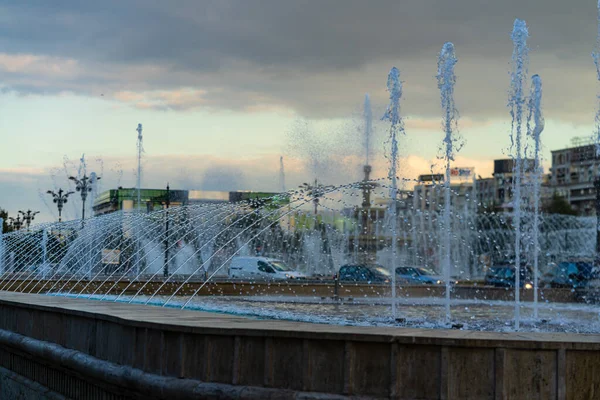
[28,310,44,342]
[268,337,304,391]
[163,331,183,378]
[117,325,136,366]
[181,333,206,381]
[3,306,18,333]
[446,347,494,400]
[40,312,63,347]
[504,349,556,400]
[144,328,163,375]
[236,336,266,387]
[15,308,32,337]
[133,327,146,370]
[395,345,441,399]
[94,320,110,362]
[566,350,600,400]
[348,341,390,397]
[206,335,235,384]
[64,316,94,355]
[305,339,344,393]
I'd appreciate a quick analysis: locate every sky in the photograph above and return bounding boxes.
[1,0,600,222]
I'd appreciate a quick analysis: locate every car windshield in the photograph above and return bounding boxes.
[269,261,291,272]
[416,268,436,276]
[371,267,391,277]
[487,266,508,277]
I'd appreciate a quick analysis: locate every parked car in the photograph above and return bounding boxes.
[337,264,391,283]
[228,257,306,280]
[540,262,557,288]
[484,263,533,288]
[395,267,443,285]
[549,261,597,288]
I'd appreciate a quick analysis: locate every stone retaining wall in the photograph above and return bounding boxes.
[0,292,596,399]
[0,279,580,303]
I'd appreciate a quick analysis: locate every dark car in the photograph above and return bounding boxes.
[395,267,443,285]
[550,261,596,288]
[484,264,533,288]
[338,264,391,283]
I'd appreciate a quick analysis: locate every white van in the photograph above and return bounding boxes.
[228,257,306,280]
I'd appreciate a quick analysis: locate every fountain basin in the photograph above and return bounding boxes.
[0,277,582,302]
[0,291,597,399]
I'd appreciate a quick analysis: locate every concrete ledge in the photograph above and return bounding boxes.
[0,291,597,399]
[0,278,580,302]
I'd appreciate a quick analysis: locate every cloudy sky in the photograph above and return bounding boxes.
[1,0,600,222]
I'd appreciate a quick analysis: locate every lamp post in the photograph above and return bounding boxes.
[595,178,600,257]
[8,216,23,231]
[69,174,101,228]
[163,184,171,278]
[299,179,334,216]
[136,123,143,214]
[18,210,39,231]
[46,189,75,222]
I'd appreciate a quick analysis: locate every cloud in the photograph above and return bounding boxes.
[113,88,208,110]
[405,117,491,131]
[0,166,47,183]
[0,1,598,121]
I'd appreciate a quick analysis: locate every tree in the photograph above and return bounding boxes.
[0,208,11,233]
[544,193,577,216]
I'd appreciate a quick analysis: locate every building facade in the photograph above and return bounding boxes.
[550,144,599,215]
[413,172,476,212]
[473,159,548,212]
[93,188,189,216]
[93,188,283,216]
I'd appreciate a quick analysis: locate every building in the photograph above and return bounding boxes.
[93,188,283,216]
[413,171,476,212]
[475,177,495,209]
[550,143,599,215]
[474,159,547,212]
[93,188,188,216]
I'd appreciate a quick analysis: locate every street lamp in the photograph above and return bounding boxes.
[18,210,40,231]
[46,189,75,222]
[595,178,600,258]
[8,216,23,231]
[163,184,171,278]
[299,179,334,215]
[69,174,101,227]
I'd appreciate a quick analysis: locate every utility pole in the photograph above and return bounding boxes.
[47,189,75,222]
[69,174,101,228]
[163,184,171,278]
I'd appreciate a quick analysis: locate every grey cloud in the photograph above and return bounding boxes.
[0,0,599,121]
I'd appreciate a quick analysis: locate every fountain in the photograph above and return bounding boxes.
[527,75,544,319]
[508,19,529,330]
[1,8,600,346]
[353,94,382,264]
[437,42,459,323]
[279,155,286,193]
[382,67,404,320]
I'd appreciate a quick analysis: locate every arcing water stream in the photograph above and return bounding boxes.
[4,10,600,333]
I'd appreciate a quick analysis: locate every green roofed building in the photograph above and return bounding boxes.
[93,188,188,216]
[93,188,286,216]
